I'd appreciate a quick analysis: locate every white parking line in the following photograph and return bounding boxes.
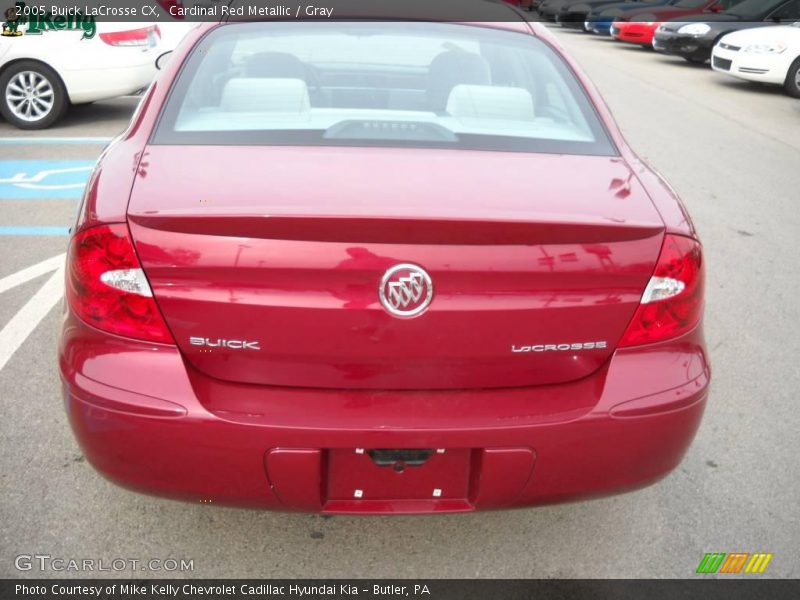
[0,257,65,372]
[0,254,65,295]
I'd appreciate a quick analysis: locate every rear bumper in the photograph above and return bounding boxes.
[60,312,710,514]
[60,48,159,104]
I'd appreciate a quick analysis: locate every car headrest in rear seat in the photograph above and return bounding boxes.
[244,52,306,79]
[446,85,535,121]
[220,78,310,114]
[427,51,492,113]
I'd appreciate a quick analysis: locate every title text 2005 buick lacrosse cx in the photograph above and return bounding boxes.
[59,10,709,514]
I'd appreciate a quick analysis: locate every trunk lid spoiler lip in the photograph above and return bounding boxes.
[127,213,665,245]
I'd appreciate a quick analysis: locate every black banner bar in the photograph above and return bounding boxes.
[3,1,782,24]
[3,580,800,600]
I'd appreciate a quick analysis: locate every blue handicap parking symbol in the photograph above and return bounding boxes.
[0,160,95,200]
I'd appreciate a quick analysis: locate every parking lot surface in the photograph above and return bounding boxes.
[1,27,799,578]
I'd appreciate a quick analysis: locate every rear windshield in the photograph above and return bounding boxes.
[152,21,616,156]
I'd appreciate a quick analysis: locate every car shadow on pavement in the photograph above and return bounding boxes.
[58,97,139,130]
[100,486,619,578]
[613,43,657,53]
[646,54,710,68]
[0,96,139,135]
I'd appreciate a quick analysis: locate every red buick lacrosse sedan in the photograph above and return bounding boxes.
[59,9,709,513]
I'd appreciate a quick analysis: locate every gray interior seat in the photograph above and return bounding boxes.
[446,85,535,121]
[220,78,311,114]
[242,51,326,105]
[427,51,492,113]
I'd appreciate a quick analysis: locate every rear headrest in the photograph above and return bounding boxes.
[244,52,306,79]
[427,51,491,113]
[220,78,310,114]
[446,85,535,121]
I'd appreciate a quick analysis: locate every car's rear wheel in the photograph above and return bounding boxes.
[784,57,800,98]
[0,61,68,129]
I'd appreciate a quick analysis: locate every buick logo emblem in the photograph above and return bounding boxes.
[379,264,433,318]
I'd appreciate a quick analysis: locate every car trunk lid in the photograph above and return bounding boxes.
[128,145,664,390]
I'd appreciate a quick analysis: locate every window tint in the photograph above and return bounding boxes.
[152,22,616,156]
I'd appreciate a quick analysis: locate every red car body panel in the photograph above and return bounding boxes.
[60,21,710,513]
[61,313,708,512]
[127,146,664,390]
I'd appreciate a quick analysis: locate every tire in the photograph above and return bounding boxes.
[685,56,707,64]
[0,60,68,130]
[784,57,800,98]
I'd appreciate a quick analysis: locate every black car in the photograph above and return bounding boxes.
[653,0,800,62]
[556,0,650,29]
[538,0,578,20]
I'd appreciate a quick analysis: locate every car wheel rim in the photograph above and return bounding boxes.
[795,68,800,90]
[5,71,54,122]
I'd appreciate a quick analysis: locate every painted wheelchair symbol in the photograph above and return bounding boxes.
[0,165,92,190]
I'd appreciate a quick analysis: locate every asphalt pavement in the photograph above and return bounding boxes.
[0,27,798,578]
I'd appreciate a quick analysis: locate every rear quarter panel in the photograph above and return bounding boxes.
[73,24,209,230]
[529,21,693,237]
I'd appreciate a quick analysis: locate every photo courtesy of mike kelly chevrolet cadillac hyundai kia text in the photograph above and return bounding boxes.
[0,0,798,594]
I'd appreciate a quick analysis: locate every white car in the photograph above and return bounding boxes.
[157,22,198,52]
[0,22,162,129]
[711,22,800,98]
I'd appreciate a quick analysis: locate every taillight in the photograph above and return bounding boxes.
[66,224,174,344]
[619,234,704,347]
[99,26,158,47]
